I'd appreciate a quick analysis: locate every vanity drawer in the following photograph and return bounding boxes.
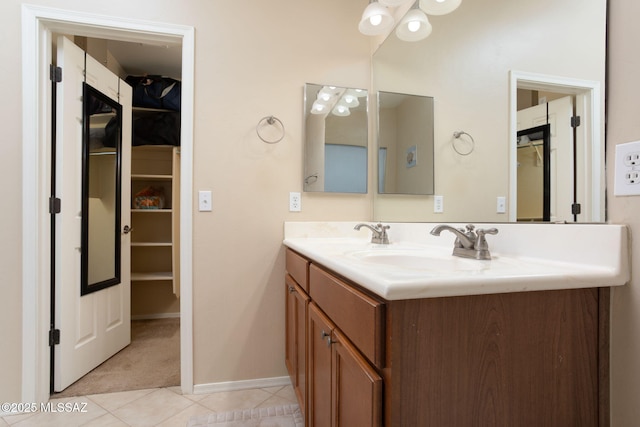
[309,264,384,368]
[286,249,310,292]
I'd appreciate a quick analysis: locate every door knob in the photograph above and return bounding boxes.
[123,225,133,234]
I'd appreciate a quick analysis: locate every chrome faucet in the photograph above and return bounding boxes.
[430,224,498,260]
[354,223,390,245]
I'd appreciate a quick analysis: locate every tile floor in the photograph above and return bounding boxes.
[1,385,297,427]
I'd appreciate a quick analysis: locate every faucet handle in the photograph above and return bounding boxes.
[475,227,499,250]
[375,223,390,244]
[477,227,498,235]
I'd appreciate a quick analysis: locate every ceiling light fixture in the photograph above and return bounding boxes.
[396,7,432,41]
[418,0,462,16]
[358,0,395,36]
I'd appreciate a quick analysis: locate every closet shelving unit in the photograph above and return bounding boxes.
[130,108,181,298]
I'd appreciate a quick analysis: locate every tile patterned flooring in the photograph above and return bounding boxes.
[1,385,297,427]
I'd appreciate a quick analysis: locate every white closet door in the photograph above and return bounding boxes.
[517,96,574,222]
[53,36,131,392]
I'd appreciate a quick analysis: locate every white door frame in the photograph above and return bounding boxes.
[509,70,604,223]
[21,4,194,403]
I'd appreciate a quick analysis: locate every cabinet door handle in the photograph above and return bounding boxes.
[288,285,296,294]
[123,225,133,234]
[321,330,334,347]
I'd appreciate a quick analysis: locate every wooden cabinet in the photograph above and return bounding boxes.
[131,145,180,297]
[285,250,310,422]
[308,303,382,427]
[286,249,382,427]
[285,247,609,427]
[285,274,309,418]
[385,288,607,427]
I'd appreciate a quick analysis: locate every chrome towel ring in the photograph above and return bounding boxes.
[452,130,475,156]
[256,115,285,144]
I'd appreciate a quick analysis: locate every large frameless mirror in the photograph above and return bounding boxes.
[372,0,606,223]
[303,83,368,193]
[81,82,123,295]
[378,91,435,195]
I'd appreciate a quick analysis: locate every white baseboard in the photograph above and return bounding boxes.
[131,312,180,320]
[192,376,291,395]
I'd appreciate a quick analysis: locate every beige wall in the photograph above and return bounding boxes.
[608,1,640,424]
[1,0,371,402]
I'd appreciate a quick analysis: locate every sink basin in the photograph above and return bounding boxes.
[347,249,488,271]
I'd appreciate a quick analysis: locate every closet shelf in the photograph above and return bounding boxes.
[132,209,173,213]
[131,272,173,281]
[131,242,172,247]
[132,174,172,181]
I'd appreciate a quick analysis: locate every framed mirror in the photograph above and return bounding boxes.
[81,82,123,295]
[378,91,435,195]
[303,83,368,193]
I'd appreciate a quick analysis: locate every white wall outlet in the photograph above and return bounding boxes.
[497,196,506,213]
[614,140,640,196]
[434,195,444,213]
[198,190,212,212]
[289,192,301,212]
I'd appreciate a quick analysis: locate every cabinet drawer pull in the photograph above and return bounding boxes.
[288,285,296,294]
[321,330,335,347]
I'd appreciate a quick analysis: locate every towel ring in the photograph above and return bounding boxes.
[256,115,285,144]
[452,130,475,156]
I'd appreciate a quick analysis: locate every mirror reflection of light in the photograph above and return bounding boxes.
[320,93,331,101]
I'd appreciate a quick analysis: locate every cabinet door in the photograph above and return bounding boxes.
[309,303,334,427]
[285,275,309,417]
[332,328,383,427]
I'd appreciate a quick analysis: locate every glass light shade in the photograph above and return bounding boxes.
[379,0,413,6]
[346,88,367,98]
[396,9,432,41]
[341,95,360,108]
[332,104,351,116]
[320,86,342,95]
[359,2,395,36]
[311,101,329,114]
[418,0,462,15]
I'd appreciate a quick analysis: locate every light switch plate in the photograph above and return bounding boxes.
[497,196,506,213]
[198,190,212,211]
[434,195,444,213]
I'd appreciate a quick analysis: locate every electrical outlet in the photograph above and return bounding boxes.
[614,140,640,196]
[289,192,301,212]
[497,196,506,213]
[434,195,444,213]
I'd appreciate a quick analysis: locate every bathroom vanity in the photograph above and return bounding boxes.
[283,222,629,427]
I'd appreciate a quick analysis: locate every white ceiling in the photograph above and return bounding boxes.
[106,39,182,79]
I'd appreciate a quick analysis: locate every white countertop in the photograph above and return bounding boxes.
[283,222,630,300]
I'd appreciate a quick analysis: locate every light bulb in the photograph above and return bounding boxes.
[408,20,421,32]
[369,14,383,26]
[320,93,331,101]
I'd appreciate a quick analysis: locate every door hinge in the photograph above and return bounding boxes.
[49,328,60,346]
[571,116,581,128]
[49,65,62,83]
[49,197,61,214]
[572,203,582,215]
